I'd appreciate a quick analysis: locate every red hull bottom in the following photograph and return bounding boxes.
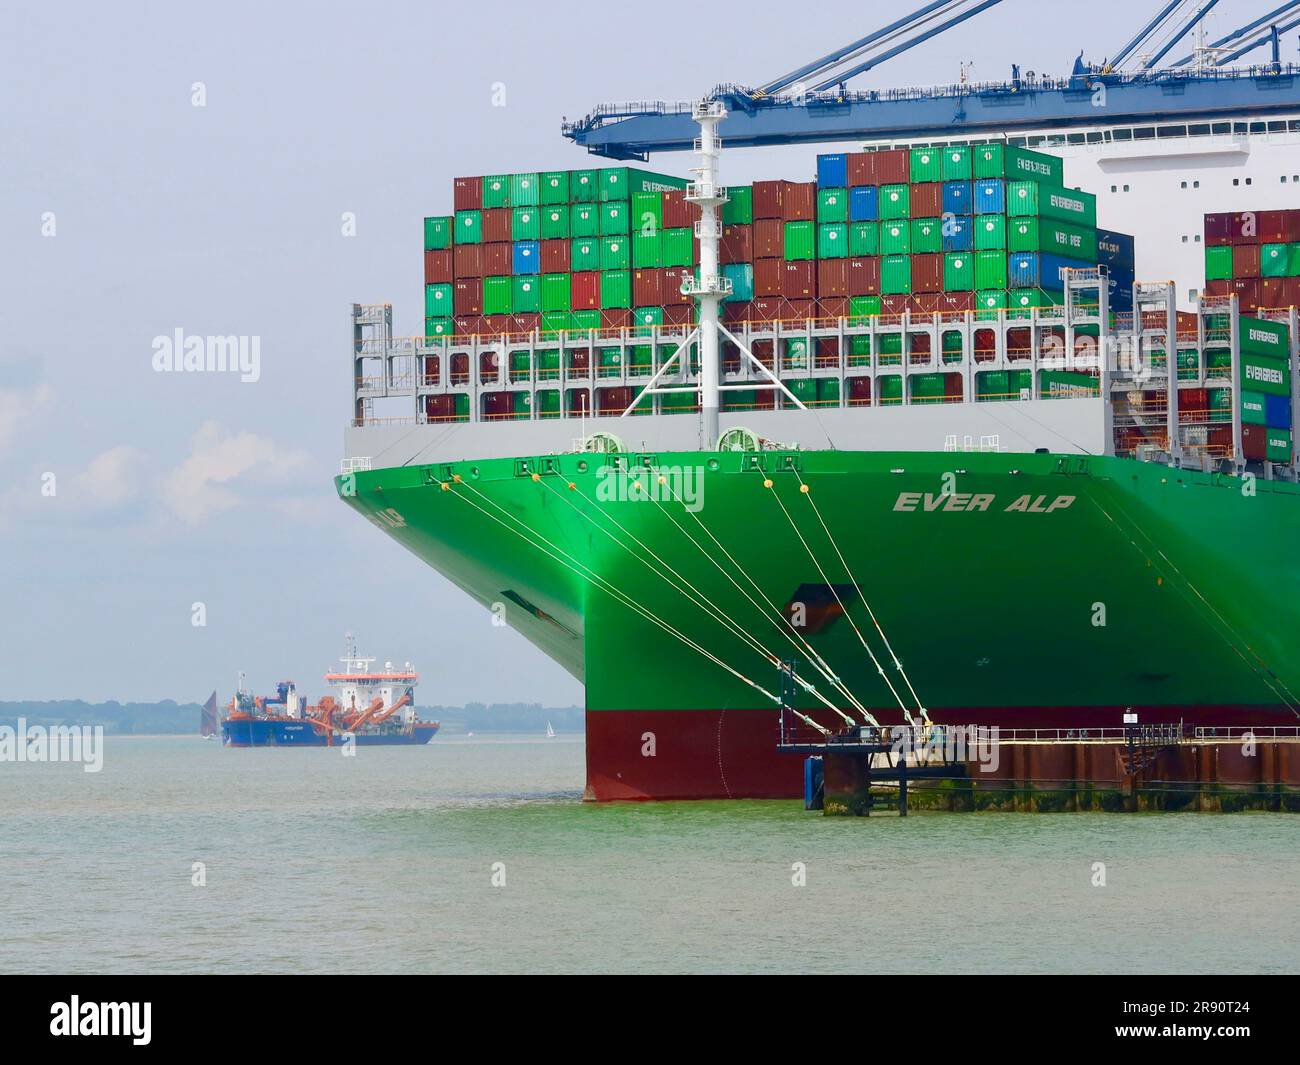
[583,705,1300,801]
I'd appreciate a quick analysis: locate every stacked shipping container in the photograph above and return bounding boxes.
[1203,210,1300,312]
[1239,316,1294,464]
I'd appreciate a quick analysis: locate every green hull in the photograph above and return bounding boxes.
[338,451,1300,797]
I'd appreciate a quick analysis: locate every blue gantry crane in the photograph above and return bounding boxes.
[562,0,1300,159]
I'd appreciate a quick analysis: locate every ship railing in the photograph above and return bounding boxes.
[1193,726,1300,741]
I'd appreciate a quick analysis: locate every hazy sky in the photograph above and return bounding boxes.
[1,0,1277,703]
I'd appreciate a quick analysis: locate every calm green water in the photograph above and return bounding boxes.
[1,734,1296,974]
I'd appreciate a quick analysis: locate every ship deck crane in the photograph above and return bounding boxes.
[561,0,1300,159]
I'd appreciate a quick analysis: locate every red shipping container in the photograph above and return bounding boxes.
[482,390,512,418]
[481,242,512,277]
[601,308,632,329]
[818,297,849,320]
[817,260,849,298]
[1232,278,1262,309]
[662,190,699,229]
[937,291,975,312]
[1243,423,1268,461]
[723,300,753,323]
[944,373,963,399]
[425,249,453,285]
[482,314,513,336]
[598,387,634,416]
[1203,213,1235,247]
[754,258,783,297]
[781,260,816,299]
[1258,210,1299,243]
[911,293,942,314]
[1281,278,1300,306]
[421,355,440,384]
[848,256,881,296]
[720,224,752,264]
[453,176,483,211]
[848,376,872,405]
[784,298,815,321]
[482,209,511,243]
[873,149,910,186]
[881,294,911,315]
[633,268,664,307]
[450,352,471,381]
[846,153,875,187]
[1203,278,1231,298]
[1260,277,1285,309]
[540,238,571,273]
[662,266,694,305]
[753,218,785,258]
[1233,244,1261,278]
[454,279,483,316]
[752,298,783,323]
[571,271,600,310]
[454,244,483,279]
[663,303,695,326]
[782,182,816,222]
[425,394,457,422]
[569,350,591,374]
[1229,212,1260,245]
[909,183,942,218]
[912,253,944,294]
[752,180,787,220]
[513,312,541,333]
[479,353,502,383]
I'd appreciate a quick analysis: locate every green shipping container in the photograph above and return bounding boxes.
[424,216,452,251]
[940,145,972,180]
[849,221,880,257]
[536,389,561,414]
[1261,243,1290,278]
[911,373,946,401]
[601,201,630,235]
[784,377,816,401]
[878,376,903,404]
[541,273,571,312]
[1209,387,1232,421]
[1010,369,1032,397]
[570,309,601,331]
[1241,317,1290,359]
[483,276,512,316]
[662,228,693,267]
[882,255,912,294]
[601,168,688,201]
[600,236,630,271]
[631,191,663,233]
[1009,218,1098,260]
[454,210,482,245]
[819,223,848,259]
[511,207,540,241]
[540,171,570,205]
[1266,428,1293,463]
[424,316,453,339]
[817,188,848,223]
[1040,370,1100,398]
[818,377,841,405]
[975,289,1008,318]
[571,239,600,272]
[425,283,453,317]
[974,250,1008,290]
[570,170,598,202]
[909,148,942,183]
[510,173,540,207]
[512,276,541,314]
[512,391,532,417]
[482,175,510,208]
[1204,245,1233,282]
[976,370,1009,399]
[1289,242,1300,276]
[540,311,570,336]
[1241,352,1290,396]
[944,253,974,291]
[911,218,942,254]
[601,270,631,309]
[849,295,882,322]
[633,306,664,332]
[1241,390,1269,425]
[723,186,753,225]
[974,214,1007,251]
[571,204,600,238]
[540,205,570,240]
[1007,182,1098,227]
[880,222,911,255]
[785,221,815,260]
[974,144,1065,186]
[880,184,910,220]
[633,232,663,268]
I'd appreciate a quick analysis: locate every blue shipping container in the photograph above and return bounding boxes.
[1009,251,1092,289]
[1267,392,1293,430]
[942,216,973,252]
[1096,228,1136,269]
[817,153,848,189]
[974,179,1005,214]
[849,185,879,222]
[723,262,754,302]
[942,180,972,216]
[512,240,539,274]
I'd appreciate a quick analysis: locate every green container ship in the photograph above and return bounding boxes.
[347,119,1300,801]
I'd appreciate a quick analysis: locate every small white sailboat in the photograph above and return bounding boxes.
[546,721,556,738]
